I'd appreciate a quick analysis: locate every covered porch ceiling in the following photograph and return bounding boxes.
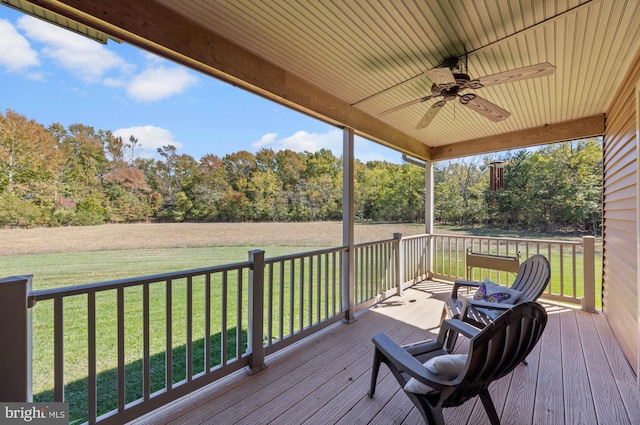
[13,0,640,161]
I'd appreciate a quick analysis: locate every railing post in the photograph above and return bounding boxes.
[247,250,267,374]
[0,275,33,401]
[394,233,403,296]
[582,236,597,312]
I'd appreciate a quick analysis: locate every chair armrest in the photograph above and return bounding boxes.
[451,279,481,299]
[371,333,453,389]
[436,318,479,346]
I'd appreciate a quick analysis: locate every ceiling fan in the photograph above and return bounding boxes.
[378,56,556,129]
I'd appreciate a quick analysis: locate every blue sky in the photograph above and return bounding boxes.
[0,7,402,163]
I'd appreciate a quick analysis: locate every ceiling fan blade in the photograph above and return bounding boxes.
[415,100,446,129]
[377,95,436,116]
[425,67,457,88]
[459,93,510,122]
[472,62,555,88]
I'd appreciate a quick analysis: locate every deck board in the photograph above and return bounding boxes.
[130,281,640,425]
[561,309,598,424]
[577,310,630,424]
[592,311,640,423]
[533,305,565,425]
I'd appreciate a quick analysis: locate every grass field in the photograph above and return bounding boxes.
[1,222,429,288]
[0,222,600,422]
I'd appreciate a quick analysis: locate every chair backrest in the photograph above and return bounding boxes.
[465,249,521,280]
[509,254,551,302]
[444,301,547,407]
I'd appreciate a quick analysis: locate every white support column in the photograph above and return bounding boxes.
[425,160,434,278]
[342,127,356,323]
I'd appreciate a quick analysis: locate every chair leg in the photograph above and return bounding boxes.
[368,347,383,397]
[409,394,446,425]
[479,388,501,425]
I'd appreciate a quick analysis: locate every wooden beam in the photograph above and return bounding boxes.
[28,0,430,160]
[430,114,606,161]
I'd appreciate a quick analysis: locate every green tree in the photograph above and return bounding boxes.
[155,145,197,221]
[57,123,109,207]
[0,110,62,207]
[190,154,232,221]
[223,150,256,193]
[434,158,487,225]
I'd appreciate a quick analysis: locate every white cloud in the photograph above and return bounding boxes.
[253,129,342,153]
[252,132,278,149]
[26,72,45,82]
[1,16,198,102]
[113,125,182,155]
[103,77,127,88]
[127,66,198,102]
[16,15,132,83]
[0,18,39,72]
[251,129,402,163]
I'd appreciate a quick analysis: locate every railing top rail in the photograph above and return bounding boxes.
[265,246,347,264]
[400,233,430,241]
[29,260,252,303]
[354,238,397,249]
[431,233,584,246]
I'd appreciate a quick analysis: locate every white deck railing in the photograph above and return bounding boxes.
[430,234,598,310]
[0,232,597,424]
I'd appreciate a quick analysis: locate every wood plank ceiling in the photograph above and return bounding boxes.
[13,0,640,160]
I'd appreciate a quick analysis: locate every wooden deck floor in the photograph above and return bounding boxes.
[131,280,640,425]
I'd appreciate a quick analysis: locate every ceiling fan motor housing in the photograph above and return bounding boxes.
[431,73,471,101]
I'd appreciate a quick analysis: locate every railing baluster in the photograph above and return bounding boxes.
[143,283,150,399]
[204,274,211,371]
[279,261,285,341]
[236,270,243,360]
[186,276,193,381]
[324,254,329,320]
[299,258,305,330]
[221,271,228,366]
[572,244,578,297]
[267,263,274,345]
[117,287,125,411]
[559,244,565,297]
[359,248,364,302]
[316,255,321,323]
[54,297,64,402]
[88,292,96,424]
[289,260,294,336]
[332,253,337,315]
[165,279,173,390]
[365,247,370,300]
[308,255,313,326]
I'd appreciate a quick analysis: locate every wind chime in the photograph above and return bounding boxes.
[489,161,505,191]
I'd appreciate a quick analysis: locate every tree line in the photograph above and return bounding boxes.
[0,110,602,234]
